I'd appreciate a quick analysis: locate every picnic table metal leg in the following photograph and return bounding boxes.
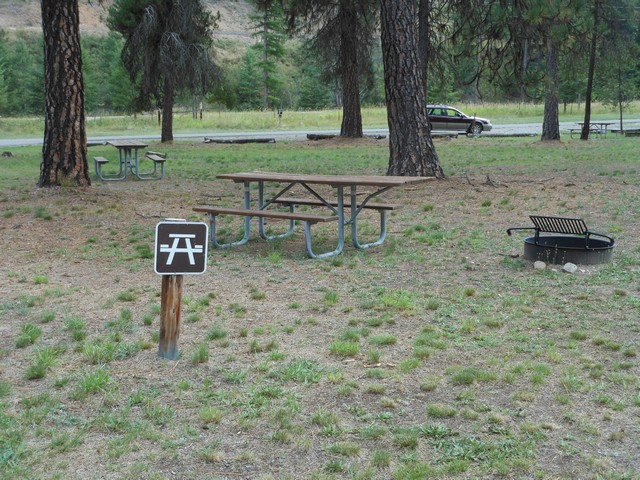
[207,214,250,248]
[95,157,126,181]
[134,149,164,180]
[304,185,344,259]
[135,160,159,179]
[351,210,388,249]
[206,181,252,248]
[133,148,139,176]
[128,148,135,175]
[350,185,391,249]
[257,181,295,240]
[120,148,130,177]
[94,158,106,181]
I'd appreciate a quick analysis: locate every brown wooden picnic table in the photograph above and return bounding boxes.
[194,171,434,258]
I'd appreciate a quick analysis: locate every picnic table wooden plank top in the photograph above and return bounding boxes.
[216,171,435,187]
[107,140,149,148]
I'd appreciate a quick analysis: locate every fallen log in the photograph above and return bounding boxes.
[307,134,336,140]
[306,133,387,140]
[203,137,276,144]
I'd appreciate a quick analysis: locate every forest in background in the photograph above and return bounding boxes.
[4,30,371,115]
[0,0,638,117]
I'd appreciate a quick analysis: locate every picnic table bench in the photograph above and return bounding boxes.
[271,196,398,212]
[143,152,167,179]
[193,205,339,255]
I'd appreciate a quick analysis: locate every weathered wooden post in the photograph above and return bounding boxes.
[158,274,183,360]
[154,220,209,360]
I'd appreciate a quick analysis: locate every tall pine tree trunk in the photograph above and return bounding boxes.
[617,65,624,133]
[161,79,174,143]
[541,37,560,141]
[39,0,90,187]
[262,5,269,111]
[581,0,599,140]
[339,2,363,137]
[381,0,443,177]
[418,0,430,92]
[520,39,529,103]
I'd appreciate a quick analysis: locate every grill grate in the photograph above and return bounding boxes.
[529,216,587,235]
[507,215,614,248]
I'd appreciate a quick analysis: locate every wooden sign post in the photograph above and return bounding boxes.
[154,221,208,360]
[158,274,183,360]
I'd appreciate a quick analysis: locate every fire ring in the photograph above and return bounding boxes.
[523,235,614,265]
[508,215,615,265]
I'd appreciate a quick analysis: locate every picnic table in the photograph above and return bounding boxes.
[94,140,165,180]
[570,122,614,139]
[194,172,434,258]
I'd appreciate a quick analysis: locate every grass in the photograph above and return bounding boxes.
[63,314,87,341]
[329,340,359,357]
[198,406,223,425]
[206,324,228,341]
[15,323,42,348]
[0,125,639,479]
[191,343,209,365]
[82,339,117,364]
[24,346,63,380]
[2,101,639,139]
[75,367,110,397]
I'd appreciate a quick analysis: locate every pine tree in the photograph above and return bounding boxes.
[381,0,443,177]
[39,0,91,187]
[108,0,220,142]
[286,0,378,137]
[250,0,287,110]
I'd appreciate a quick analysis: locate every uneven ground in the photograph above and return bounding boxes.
[0,137,639,479]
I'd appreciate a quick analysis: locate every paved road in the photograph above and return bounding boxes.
[2,120,639,148]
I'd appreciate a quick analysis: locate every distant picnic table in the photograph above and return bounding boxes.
[569,122,614,139]
[94,140,165,180]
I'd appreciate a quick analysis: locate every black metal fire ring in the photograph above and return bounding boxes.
[523,236,614,265]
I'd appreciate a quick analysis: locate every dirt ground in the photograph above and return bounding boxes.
[1,139,638,479]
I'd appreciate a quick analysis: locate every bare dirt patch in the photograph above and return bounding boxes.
[1,154,638,479]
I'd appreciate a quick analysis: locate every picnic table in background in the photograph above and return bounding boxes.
[569,122,614,139]
[194,172,434,259]
[93,140,166,180]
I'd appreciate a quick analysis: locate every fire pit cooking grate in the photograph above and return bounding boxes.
[507,215,615,265]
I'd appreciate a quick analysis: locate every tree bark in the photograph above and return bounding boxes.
[618,65,624,133]
[380,0,443,177]
[520,39,529,103]
[581,0,599,140]
[161,79,174,143]
[39,0,90,187]
[262,4,269,111]
[339,2,363,137]
[541,37,560,141]
[418,0,430,91]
